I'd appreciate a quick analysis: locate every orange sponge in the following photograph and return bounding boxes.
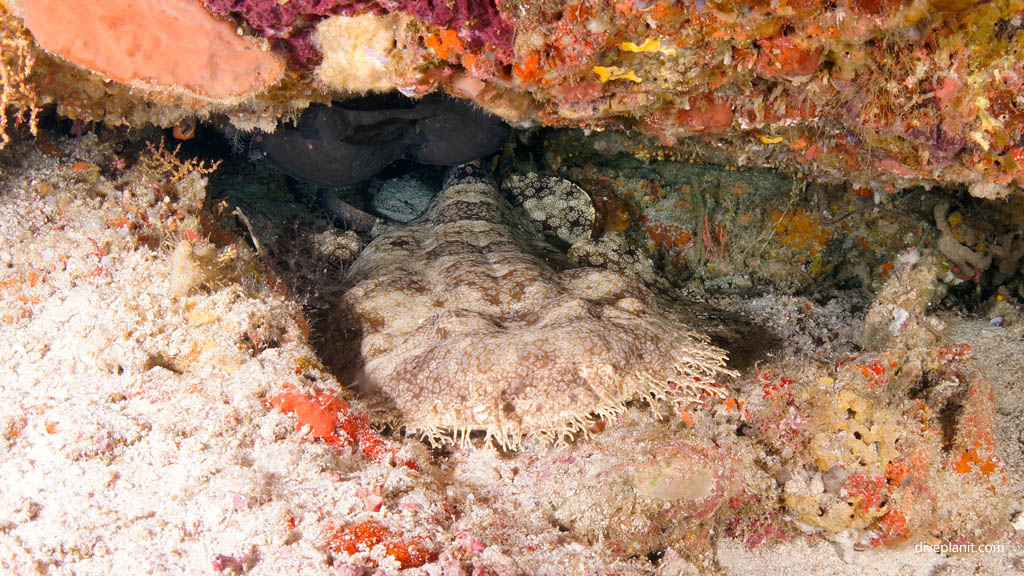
[23,0,283,100]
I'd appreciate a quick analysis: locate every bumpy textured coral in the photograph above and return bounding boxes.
[314,14,401,91]
[322,164,734,448]
[204,0,514,64]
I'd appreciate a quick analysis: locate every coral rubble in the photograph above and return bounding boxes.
[0,121,1021,574]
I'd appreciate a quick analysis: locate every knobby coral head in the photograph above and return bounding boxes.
[204,0,515,65]
[320,164,735,449]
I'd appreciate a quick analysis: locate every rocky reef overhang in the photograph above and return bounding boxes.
[4,0,1024,196]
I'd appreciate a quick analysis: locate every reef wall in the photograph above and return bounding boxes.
[3,0,1024,194]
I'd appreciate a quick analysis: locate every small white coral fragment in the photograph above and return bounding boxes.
[888,307,909,336]
[934,201,991,275]
[968,181,1012,200]
[169,240,218,297]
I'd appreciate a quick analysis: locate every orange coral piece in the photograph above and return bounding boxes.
[761,375,795,399]
[755,36,821,78]
[884,459,911,488]
[328,521,437,569]
[875,508,909,545]
[953,444,1002,477]
[650,1,675,19]
[338,410,392,462]
[770,207,831,260]
[268,383,399,463]
[949,380,1004,484]
[1009,147,1024,165]
[844,473,886,512]
[674,93,734,132]
[678,409,695,427]
[513,53,544,83]
[424,29,464,62]
[23,0,283,100]
[268,382,349,441]
[640,216,692,249]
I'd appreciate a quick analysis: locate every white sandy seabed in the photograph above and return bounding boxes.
[0,134,1022,575]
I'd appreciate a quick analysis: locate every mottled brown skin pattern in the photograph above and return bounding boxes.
[323,164,733,448]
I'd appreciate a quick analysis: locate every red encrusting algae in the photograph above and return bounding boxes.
[267,382,396,464]
[327,520,437,569]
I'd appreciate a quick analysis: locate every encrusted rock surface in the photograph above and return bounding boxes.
[7,0,1024,191]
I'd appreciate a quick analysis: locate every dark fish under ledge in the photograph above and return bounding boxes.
[253,93,510,189]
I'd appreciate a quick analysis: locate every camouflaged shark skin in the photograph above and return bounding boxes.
[321,163,734,448]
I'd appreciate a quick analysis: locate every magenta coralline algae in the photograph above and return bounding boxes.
[204,0,515,66]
